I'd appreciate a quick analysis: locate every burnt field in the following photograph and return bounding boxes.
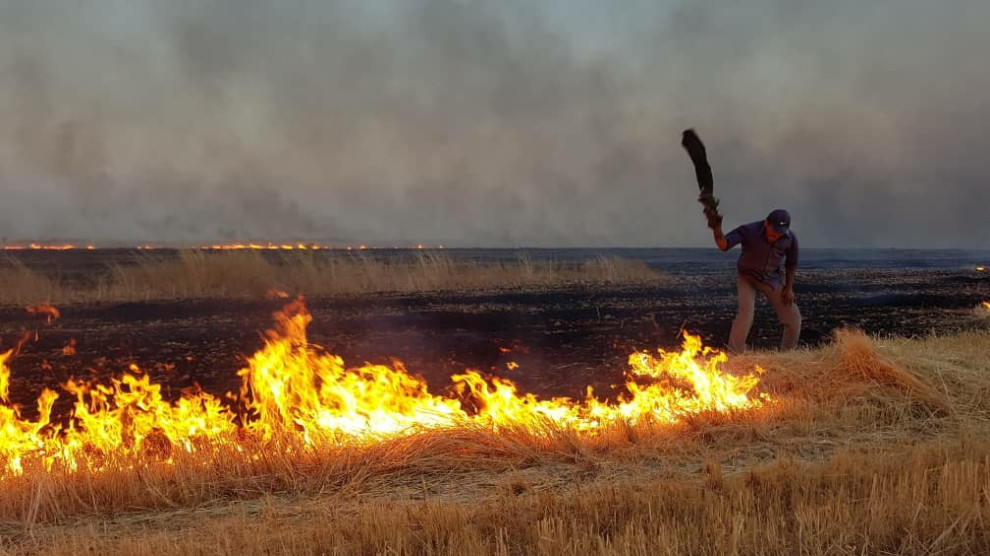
[1,248,987,415]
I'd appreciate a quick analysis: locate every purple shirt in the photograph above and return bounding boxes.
[724,221,799,288]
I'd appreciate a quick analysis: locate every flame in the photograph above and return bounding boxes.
[1,242,446,251]
[25,304,60,323]
[199,242,441,251]
[238,301,465,440]
[977,266,986,272]
[62,339,77,356]
[202,243,324,251]
[981,301,990,311]
[266,288,290,299]
[2,244,77,251]
[0,300,767,477]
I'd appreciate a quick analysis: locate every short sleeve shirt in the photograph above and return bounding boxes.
[724,221,799,288]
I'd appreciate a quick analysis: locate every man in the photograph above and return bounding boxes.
[713,209,801,352]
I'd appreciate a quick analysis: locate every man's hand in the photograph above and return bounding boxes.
[783,267,797,305]
[713,225,728,251]
[698,192,723,229]
[781,287,796,306]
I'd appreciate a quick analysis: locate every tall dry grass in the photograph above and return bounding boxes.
[0,257,62,306]
[0,251,664,305]
[1,329,989,554]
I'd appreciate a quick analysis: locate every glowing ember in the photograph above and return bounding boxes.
[977,266,986,272]
[266,288,290,299]
[25,304,60,323]
[1,244,78,251]
[1,242,447,251]
[198,242,444,251]
[0,300,767,477]
[203,242,324,251]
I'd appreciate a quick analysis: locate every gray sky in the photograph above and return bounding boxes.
[1,0,987,247]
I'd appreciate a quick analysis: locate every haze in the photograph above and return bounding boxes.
[1,0,987,248]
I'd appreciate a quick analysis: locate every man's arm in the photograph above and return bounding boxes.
[784,266,796,289]
[782,267,797,306]
[782,235,799,305]
[713,224,729,251]
[716,224,744,252]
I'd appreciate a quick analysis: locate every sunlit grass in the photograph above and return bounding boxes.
[0,251,664,305]
[1,329,988,554]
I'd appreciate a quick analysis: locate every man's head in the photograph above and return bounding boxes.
[763,209,791,242]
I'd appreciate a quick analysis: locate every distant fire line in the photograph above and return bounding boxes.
[1,243,446,251]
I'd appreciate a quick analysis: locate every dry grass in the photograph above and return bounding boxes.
[11,440,989,556]
[2,328,990,554]
[0,251,664,305]
[0,258,62,306]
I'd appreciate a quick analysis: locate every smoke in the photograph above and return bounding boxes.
[0,0,987,247]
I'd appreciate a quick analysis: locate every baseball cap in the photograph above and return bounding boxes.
[766,209,791,233]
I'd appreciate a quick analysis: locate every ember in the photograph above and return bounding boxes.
[1,244,79,251]
[25,304,60,323]
[265,288,290,299]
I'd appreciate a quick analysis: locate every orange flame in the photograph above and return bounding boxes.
[0,300,767,477]
[25,304,60,323]
[62,339,77,356]
[266,288,290,299]
[1,244,78,251]
[1,242,447,251]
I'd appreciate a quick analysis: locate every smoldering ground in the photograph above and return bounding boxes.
[1,0,987,247]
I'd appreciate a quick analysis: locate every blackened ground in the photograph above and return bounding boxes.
[0,268,988,418]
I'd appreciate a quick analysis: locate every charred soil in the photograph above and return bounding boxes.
[1,266,987,417]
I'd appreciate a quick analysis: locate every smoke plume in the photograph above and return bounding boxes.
[1,0,987,247]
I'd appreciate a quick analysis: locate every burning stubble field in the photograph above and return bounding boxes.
[1,249,989,555]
